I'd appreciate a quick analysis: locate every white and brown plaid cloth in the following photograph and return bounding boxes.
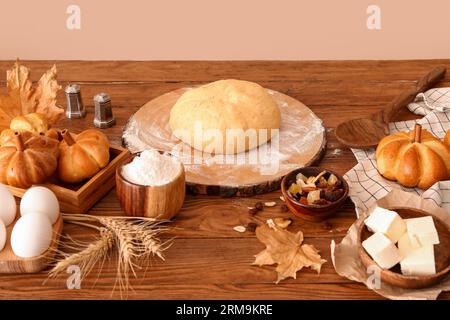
[344,87,450,216]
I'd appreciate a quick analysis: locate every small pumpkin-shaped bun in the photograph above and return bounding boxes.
[58,129,110,183]
[10,113,49,135]
[45,128,60,141]
[3,111,60,144]
[376,124,450,189]
[444,130,450,147]
[0,129,60,158]
[0,131,59,188]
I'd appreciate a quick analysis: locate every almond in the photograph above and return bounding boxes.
[264,201,277,207]
[233,226,246,233]
[274,217,292,229]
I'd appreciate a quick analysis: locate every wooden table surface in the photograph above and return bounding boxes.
[0,60,449,300]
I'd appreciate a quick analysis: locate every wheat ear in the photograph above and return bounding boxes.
[49,228,114,280]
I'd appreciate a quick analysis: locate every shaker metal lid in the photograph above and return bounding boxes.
[93,92,111,103]
[64,83,81,94]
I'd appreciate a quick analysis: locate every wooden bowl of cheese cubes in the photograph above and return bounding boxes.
[358,206,450,289]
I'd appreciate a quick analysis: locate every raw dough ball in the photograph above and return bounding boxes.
[11,213,53,258]
[20,186,60,224]
[0,183,16,226]
[169,79,281,154]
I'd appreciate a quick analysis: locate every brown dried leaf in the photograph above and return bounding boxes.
[0,61,62,129]
[0,62,34,119]
[33,64,63,124]
[253,224,326,283]
[253,249,275,266]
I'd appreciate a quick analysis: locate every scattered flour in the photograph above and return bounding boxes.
[121,149,182,186]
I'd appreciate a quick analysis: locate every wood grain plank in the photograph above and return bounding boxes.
[0,60,448,82]
[0,283,386,300]
[76,187,357,239]
[3,80,448,110]
[0,282,448,300]
[34,237,344,285]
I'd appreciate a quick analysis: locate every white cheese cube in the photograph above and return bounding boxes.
[398,233,436,276]
[364,207,406,243]
[398,232,415,258]
[362,232,402,270]
[406,216,440,248]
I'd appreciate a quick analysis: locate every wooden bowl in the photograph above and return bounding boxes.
[115,154,186,219]
[281,167,349,222]
[358,207,450,289]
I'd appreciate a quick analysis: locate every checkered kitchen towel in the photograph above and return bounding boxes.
[344,87,450,216]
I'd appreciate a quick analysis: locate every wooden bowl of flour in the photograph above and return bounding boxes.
[115,152,186,219]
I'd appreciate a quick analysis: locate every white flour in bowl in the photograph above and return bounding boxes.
[122,149,182,186]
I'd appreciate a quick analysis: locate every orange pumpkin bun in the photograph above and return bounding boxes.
[58,129,110,183]
[0,131,59,188]
[376,124,450,190]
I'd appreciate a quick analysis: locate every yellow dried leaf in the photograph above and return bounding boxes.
[253,224,326,283]
[0,61,63,129]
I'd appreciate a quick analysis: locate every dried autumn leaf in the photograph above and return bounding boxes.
[33,64,63,124]
[0,62,34,117]
[0,61,63,129]
[254,249,275,266]
[253,224,326,283]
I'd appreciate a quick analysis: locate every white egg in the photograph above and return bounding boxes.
[11,213,53,258]
[0,183,16,226]
[20,186,60,224]
[0,220,6,252]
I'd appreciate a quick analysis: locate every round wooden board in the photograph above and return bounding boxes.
[123,87,326,196]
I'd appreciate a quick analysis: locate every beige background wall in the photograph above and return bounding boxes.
[0,0,449,60]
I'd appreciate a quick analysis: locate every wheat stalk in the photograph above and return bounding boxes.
[96,217,141,292]
[49,227,114,280]
[127,221,171,260]
[49,214,171,294]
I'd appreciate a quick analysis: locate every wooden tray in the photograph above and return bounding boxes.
[358,207,450,289]
[123,87,326,197]
[0,214,63,273]
[6,145,130,214]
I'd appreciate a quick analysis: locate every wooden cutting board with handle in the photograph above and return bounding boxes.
[335,66,446,149]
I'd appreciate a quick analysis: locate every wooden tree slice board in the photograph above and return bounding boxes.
[123,87,326,196]
[0,214,63,273]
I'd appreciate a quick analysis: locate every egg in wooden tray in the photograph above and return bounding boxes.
[0,185,63,273]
